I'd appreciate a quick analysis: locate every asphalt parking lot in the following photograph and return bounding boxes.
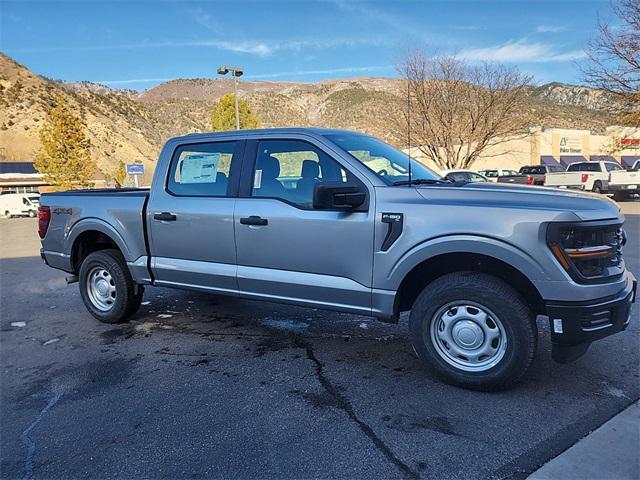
[1,202,639,480]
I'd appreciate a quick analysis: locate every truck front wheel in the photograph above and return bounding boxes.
[409,272,537,391]
[79,249,144,323]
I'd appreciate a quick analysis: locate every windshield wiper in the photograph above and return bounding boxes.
[392,178,452,186]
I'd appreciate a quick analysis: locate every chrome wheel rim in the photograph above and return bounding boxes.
[86,266,116,311]
[429,302,507,372]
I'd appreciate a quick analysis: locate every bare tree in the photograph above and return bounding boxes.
[399,52,532,170]
[583,0,640,126]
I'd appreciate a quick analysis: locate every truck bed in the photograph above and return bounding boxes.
[40,188,151,279]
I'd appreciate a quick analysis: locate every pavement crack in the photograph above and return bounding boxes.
[20,382,63,479]
[301,340,420,480]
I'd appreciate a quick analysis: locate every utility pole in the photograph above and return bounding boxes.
[217,66,244,130]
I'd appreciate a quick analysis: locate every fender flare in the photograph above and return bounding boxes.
[65,218,134,265]
[386,234,549,291]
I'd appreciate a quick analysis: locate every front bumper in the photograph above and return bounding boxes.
[545,272,636,362]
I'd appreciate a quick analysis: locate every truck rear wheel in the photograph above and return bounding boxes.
[79,249,144,323]
[409,272,537,391]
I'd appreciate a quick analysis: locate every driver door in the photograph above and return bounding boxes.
[233,138,375,314]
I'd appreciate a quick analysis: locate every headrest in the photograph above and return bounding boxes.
[301,160,320,179]
[256,154,280,179]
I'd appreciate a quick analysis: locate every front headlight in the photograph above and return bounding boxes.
[547,221,625,283]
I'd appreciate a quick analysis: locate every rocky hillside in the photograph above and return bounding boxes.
[0,52,619,180]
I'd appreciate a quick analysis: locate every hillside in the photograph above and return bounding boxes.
[0,52,619,180]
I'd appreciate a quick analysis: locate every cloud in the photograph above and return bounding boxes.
[459,40,586,63]
[247,65,394,79]
[8,36,388,58]
[536,25,566,33]
[95,77,174,86]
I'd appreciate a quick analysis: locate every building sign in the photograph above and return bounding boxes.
[559,137,582,154]
[126,164,145,175]
[621,138,640,148]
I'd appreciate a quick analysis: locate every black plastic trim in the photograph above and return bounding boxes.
[545,276,636,346]
[381,213,403,251]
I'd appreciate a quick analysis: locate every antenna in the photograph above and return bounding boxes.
[407,78,412,187]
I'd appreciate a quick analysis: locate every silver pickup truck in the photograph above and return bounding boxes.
[38,128,636,391]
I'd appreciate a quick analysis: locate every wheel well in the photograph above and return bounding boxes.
[395,253,544,315]
[71,230,120,273]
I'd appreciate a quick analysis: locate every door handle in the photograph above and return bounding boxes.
[153,212,177,221]
[240,216,268,226]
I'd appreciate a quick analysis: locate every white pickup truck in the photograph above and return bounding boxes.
[545,161,640,200]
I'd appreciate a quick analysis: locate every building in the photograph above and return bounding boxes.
[406,126,640,173]
[0,162,47,194]
[0,161,110,194]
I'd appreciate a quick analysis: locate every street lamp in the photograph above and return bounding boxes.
[217,66,244,130]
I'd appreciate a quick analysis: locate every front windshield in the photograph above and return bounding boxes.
[325,134,440,185]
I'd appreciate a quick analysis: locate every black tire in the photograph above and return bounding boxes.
[613,191,628,202]
[409,272,537,391]
[78,249,144,323]
[28,210,36,218]
[592,181,602,194]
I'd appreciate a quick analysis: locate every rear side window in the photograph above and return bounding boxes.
[520,167,532,174]
[605,163,623,171]
[446,172,469,182]
[567,163,582,172]
[548,165,565,172]
[582,163,601,172]
[167,141,236,196]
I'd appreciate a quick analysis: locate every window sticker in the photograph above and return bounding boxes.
[180,153,221,184]
[254,169,263,189]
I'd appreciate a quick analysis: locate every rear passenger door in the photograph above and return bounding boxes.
[147,139,243,293]
[233,137,375,315]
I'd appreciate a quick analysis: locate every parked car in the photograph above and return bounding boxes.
[478,169,519,182]
[497,165,566,186]
[545,161,639,200]
[0,193,39,218]
[38,128,636,391]
[441,170,489,183]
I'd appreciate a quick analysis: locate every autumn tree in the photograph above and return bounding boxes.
[583,0,640,126]
[113,160,128,187]
[399,52,532,170]
[210,93,259,131]
[35,97,95,190]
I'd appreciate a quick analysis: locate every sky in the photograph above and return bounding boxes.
[1,0,614,91]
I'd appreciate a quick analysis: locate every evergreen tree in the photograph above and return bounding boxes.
[210,93,259,131]
[35,97,95,190]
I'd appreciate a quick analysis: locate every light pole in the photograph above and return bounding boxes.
[217,66,244,130]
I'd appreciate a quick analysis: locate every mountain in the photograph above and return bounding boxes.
[0,52,619,181]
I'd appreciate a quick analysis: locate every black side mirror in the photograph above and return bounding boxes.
[313,183,366,210]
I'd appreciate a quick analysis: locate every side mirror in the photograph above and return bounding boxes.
[313,183,366,210]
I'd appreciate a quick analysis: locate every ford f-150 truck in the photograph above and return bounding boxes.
[545,161,640,200]
[38,128,636,391]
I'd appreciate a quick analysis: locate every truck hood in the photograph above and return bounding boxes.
[415,182,621,222]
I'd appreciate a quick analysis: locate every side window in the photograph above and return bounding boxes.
[468,173,486,182]
[605,163,622,172]
[447,172,468,182]
[584,163,600,172]
[251,139,350,209]
[167,141,236,196]
[567,163,580,172]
